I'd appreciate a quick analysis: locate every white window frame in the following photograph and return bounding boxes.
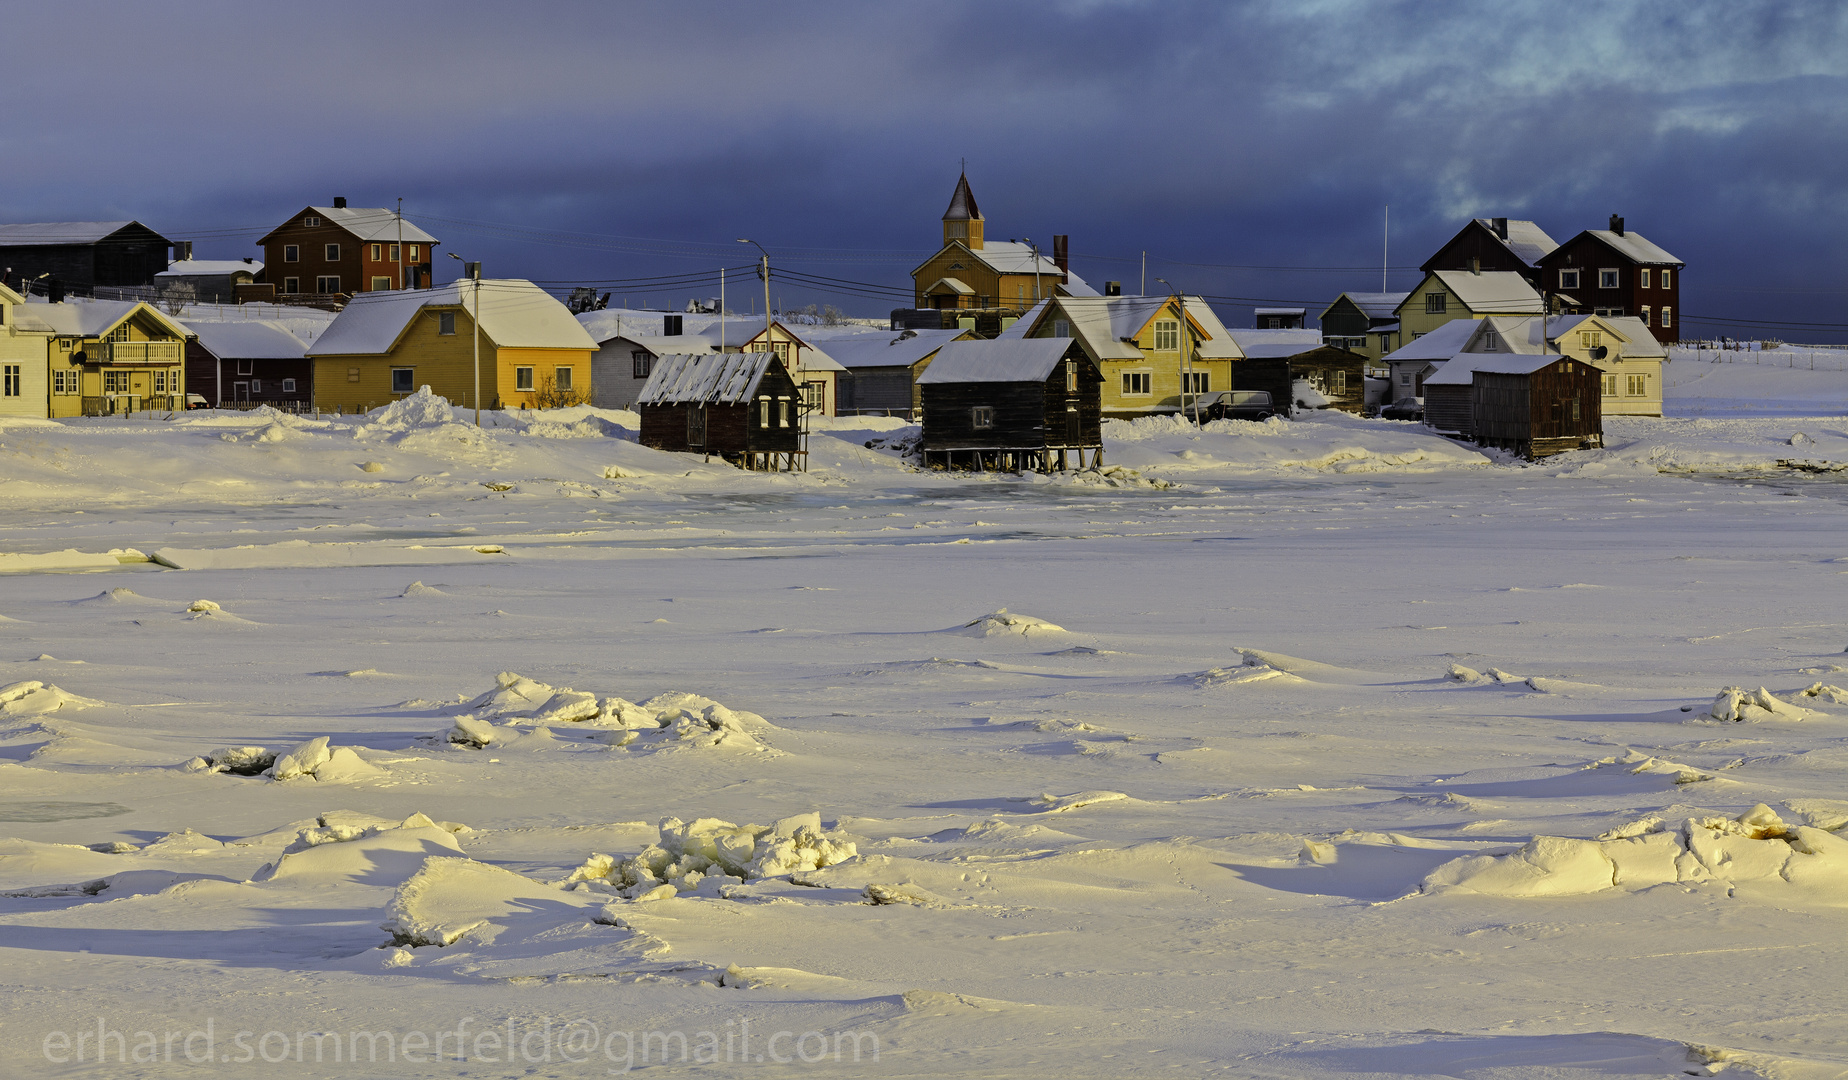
[1626,373,1647,397]
[515,366,535,392]
[759,396,771,427]
[1660,269,1671,290]
[282,277,299,294]
[282,378,296,393]
[389,244,400,261]
[302,215,320,228]
[237,359,254,376]
[1333,370,1347,395]
[1599,268,1619,289]
[1182,371,1210,394]
[1602,373,1619,396]
[1661,307,1672,328]
[1065,360,1077,393]
[554,366,573,391]
[250,379,261,394]
[409,245,420,261]
[1484,332,1499,351]
[1559,268,1579,290]
[970,405,995,430]
[1640,306,1651,326]
[324,243,341,262]
[1053,319,1070,338]
[370,244,381,261]
[1121,370,1152,396]
[371,276,391,292]
[1152,320,1179,351]
[2,364,18,398]
[632,351,652,379]
[1424,293,1447,314]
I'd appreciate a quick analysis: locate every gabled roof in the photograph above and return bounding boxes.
[1600,316,1667,358]
[604,333,717,356]
[917,338,1078,384]
[258,206,438,245]
[637,352,780,405]
[925,276,974,295]
[735,320,847,371]
[943,173,981,221]
[1413,270,1546,315]
[1026,294,1243,361]
[909,239,1064,280]
[823,328,968,370]
[1227,329,1323,354]
[182,319,309,360]
[0,221,169,246]
[25,298,193,340]
[308,279,595,356]
[1566,229,1683,267]
[1381,317,1480,363]
[1237,342,1363,360]
[1323,291,1409,321]
[1423,219,1558,271]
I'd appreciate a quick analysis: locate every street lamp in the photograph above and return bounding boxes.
[447,252,482,426]
[1156,278,1201,425]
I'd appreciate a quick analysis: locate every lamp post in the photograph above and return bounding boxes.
[447,252,482,426]
[1157,278,1201,425]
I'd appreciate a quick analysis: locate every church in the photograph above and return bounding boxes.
[908,173,1101,317]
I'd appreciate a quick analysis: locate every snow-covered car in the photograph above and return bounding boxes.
[1198,390,1276,422]
[185,393,209,410]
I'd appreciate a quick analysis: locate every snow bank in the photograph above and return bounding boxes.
[561,814,857,899]
[254,815,469,885]
[1103,411,1489,474]
[382,856,560,947]
[0,680,101,716]
[957,609,1066,637]
[1421,803,1848,903]
[441,672,777,752]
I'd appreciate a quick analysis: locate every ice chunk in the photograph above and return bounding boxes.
[1708,686,1812,722]
[560,814,856,898]
[959,609,1066,637]
[268,737,332,780]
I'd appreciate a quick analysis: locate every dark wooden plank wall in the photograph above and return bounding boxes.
[1424,384,1473,435]
[1040,349,1104,446]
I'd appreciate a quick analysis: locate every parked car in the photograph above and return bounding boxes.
[1198,390,1276,422]
[185,393,210,410]
[1379,399,1423,421]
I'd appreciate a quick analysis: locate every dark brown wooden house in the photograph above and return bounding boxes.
[636,352,804,470]
[1421,218,1559,288]
[917,338,1102,471]
[1233,343,1369,415]
[1537,216,1683,343]
[256,199,438,299]
[183,319,312,409]
[1423,351,1602,459]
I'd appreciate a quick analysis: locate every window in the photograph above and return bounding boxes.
[1626,373,1647,397]
[372,277,391,292]
[1660,269,1671,290]
[347,367,361,383]
[283,277,299,294]
[303,215,320,227]
[389,244,400,261]
[391,368,414,393]
[1484,332,1499,351]
[971,406,995,429]
[410,245,420,261]
[554,367,572,391]
[316,275,340,293]
[1424,293,1447,314]
[515,366,535,392]
[1661,307,1672,328]
[1602,373,1618,396]
[325,244,341,262]
[1182,371,1210,393]
[282,378,296,393]
[1399,372,1412,386]
[1571,399,1581,421]
[438,311,456,335]
[283,244,300,263]
[105,370,129,393]
[1599,268,1619,289]
[687,405,706,445]
[802,381,824,410]
[153,370,166,393]
[1640,306,1651,326]
[1122,371,1151,396]
[632,351,652,379]
[53,369,73,394]
[1579,330,1602,349]
[110,324,131,343]
[778,398,790,427]
[2,364,17,397]
[370,244,381,261]
[237,359,254,376]
[1559,269,1579,290]
[1065,360,1077,393]
[1053,319,1071,339]
[1639,268,1651,288]
[1333,370,1347,395]
[759,397,771,427]
[1153,320,1179,351]
[1379,332,1393,353]
[250,379,261,394]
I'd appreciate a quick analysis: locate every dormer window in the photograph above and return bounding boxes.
[303,216,321,228]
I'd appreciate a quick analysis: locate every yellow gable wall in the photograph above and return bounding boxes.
[310,305,592,413]
[1029,299,1230,415]
[913,246,997,307]
[1397,275,1471,340]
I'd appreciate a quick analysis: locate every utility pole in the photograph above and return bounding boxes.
[449,252,482,425]
[741,238,805,462]
[1382,205,1389,293]
[720,268,725,350]
[1158,277,1199,424]
[396,198,404,290]
[1140,252,1146,296]
[1024,237,1042,304]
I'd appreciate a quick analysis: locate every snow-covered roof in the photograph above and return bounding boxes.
[1602,316,1667,358]
[1227,329,1323,353]
[310,280,596,356]
[1325,291,1410,320]
[823,328,967,370]
[1470,218,1557,267]
[967,240,1064,277]
[1239,342,1344,359]
[315,207,437,244]
[1034,295,1242,360]
[636,352,778,405]
[1423,348,1578,385]
[159,259,262,278]
[182,319,308,360]
[25,298,192,340]
[1423,270,1546,314]
[994,301,1050,339]
[1381,317,1480,363]
[918,338,1076,384]
[1580,229,1682,266]
[1058,271,1101,298]
[604,333,716,356]
[925,276,975,296]
[734,321,846,372]
[0,221,159,245]
[1254,307,1305,317]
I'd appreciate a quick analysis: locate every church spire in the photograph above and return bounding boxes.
[942,171,984,250]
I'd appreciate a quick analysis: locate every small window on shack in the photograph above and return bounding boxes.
[1065,360,1077,392]
[971,406,995,430]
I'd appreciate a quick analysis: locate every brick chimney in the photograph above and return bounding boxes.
[334,196,348,209]
[1052,234,1069,284]
[1609,214,1624,236]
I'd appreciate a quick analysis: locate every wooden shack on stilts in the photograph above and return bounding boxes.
[636,352,806,471]
[917,338,1103,472]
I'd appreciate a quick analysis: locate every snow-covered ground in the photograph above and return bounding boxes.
[2,361,1846,1078]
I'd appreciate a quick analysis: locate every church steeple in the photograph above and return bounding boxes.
[942,171,984,250]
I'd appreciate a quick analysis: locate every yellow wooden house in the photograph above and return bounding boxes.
[734,321,847,416]
[0,283,52,418]
[1006,293,1243,416]
[1547,314,1668,417]
[910,173,1099,312]
[307,278,597,413]
[15,297,192,417]
[1393,269,1550,342]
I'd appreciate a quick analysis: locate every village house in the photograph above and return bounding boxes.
[0,221,174,296]
[1393,268,1550,343]
[182,319,312,409]
[1228,341,1370,415]
[157,258,263,304]
[733,321,846,417]
[636,352,804,470]
[1378,316,1477,406]
[306,278,595,413]
[1538,216,1683,343]
[1420,218,1559,289]
[1317,291,1410,362]
[1253,307,1306,330]
[256,199,438,298]
[821,327,970,417]
[917,338,1102,472]
[585,321,722,409]
[20,297,193,416]
[1421,315,1603,458]
[1002,293,1242,418]
[0,284,54,418]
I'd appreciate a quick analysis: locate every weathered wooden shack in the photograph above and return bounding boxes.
[917,338,1102,471]
[636,352,804,470]
[1232,343,1369,415]
[1423,351,1602,458]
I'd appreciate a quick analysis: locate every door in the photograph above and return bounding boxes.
[233,381,249,404]
[687,405,707,447]
[1066,403,1081,444]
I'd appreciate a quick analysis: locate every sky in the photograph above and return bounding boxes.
[2,0,1844,340]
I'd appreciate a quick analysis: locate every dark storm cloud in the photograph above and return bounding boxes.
[2,0,1843,336]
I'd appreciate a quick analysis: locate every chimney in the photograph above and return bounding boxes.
[1105,281,1122,297]
[333,196,348,209]
[1492,218,1508,240]
[1609,214,1624,236]
[1052,234,1069,283]
[243,257,254,264]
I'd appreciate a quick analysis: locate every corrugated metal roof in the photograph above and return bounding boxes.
[311,206,438,244]
[1334,291,1411,319]
[917,338,1074,384]
[636,352,777,405]
[824,328,967,370]
[1227,329,1324,354]
[309,279,596,356]
[183,319,308,360]
[158,259,262,277]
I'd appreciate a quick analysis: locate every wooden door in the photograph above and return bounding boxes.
[687,405,706,447]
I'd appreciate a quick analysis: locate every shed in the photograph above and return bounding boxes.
[916,338,1102,471]
[157,259,263,303]
[823,327,969,417]
[0,221,173,294]
[1423,348,1602,458]
[636,352,804,470]
[182,319,311,409]
[1232,343,1368,415]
